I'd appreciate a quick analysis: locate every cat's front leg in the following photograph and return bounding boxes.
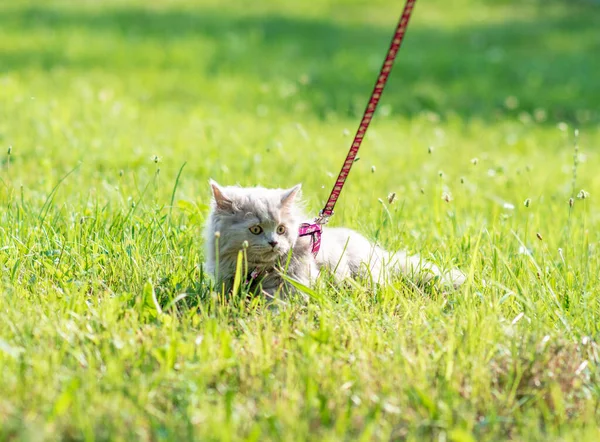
[255,272,303,302]
[274,258,318,301]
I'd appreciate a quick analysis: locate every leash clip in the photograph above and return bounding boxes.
[316,210,333,225]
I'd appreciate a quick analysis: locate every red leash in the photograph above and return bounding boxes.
[299,0,417,254]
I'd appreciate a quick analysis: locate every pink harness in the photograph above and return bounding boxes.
[298,222,323,255]
[298,0,417,256]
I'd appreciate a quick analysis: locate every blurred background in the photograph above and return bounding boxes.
[2,0,598,123]
[1,0,598,208]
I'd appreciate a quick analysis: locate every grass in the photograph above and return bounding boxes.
[1,0,600,440]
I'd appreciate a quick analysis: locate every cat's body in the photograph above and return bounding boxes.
[204,181,465,298]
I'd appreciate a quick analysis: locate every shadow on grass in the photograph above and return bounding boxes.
[0,2,598,124]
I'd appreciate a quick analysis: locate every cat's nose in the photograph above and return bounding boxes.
[268,240,278,247]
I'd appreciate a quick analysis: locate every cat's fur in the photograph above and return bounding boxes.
[204,180,466,298]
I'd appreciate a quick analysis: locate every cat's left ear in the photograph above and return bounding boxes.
[281,184,302,207]
[209,179,233,212]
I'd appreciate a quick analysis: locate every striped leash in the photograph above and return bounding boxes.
[299,0,417,255]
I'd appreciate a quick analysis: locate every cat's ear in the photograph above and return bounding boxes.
[281,184,302,207]
[209,179,233,212]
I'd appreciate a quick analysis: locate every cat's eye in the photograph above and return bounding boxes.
[249,225,263,235]
[276,225,287,235]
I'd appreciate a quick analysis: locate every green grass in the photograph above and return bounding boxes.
[1,0,600,440]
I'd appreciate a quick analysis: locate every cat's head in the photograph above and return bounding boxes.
[208,180,304,265]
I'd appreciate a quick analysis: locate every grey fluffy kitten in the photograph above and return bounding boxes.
[204,180,465,298]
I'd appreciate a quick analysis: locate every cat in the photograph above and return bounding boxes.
[204,180,466,299]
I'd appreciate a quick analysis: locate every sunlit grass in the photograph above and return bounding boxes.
[1,0,600,440]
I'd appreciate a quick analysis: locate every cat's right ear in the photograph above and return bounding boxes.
[281,184,302,206]
[209,179,233,212]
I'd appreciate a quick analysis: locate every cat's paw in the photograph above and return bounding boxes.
[442,269,466,290]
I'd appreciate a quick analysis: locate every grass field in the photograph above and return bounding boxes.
[1,0,600,440]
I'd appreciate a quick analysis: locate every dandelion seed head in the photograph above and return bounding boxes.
[504,96,519,110]
[533,108,547,122]
[518,245,531,256]
[577,189,589,200]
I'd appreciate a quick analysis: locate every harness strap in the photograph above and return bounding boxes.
[299,0,417,254]
[298,222,322,255]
